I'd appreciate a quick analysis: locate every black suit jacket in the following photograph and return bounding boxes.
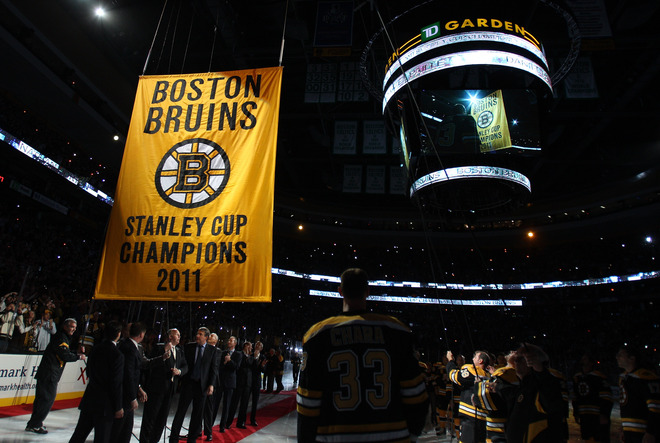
[117,338,164,408]
[219,349,242,389]
[235,352,254,388]
[79,339,124,417]
[182,342,218,391]
[144,343,188,393]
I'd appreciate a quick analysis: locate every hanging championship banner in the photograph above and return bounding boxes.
[470,90,512,152]
[95,67,283,302]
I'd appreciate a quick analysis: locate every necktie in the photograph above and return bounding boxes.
[191,345,203,381]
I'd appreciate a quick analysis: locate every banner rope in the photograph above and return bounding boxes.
[279,0,290,67]
[142,0,170,76]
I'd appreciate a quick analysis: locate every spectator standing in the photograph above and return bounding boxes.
[34,309,57,352]
[0,296,31,353]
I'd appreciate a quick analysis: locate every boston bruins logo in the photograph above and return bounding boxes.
[577,381,590,397]
[477,110,494,129]
[155,138,230,208]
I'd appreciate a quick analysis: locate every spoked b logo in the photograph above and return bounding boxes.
[155,138,230,208]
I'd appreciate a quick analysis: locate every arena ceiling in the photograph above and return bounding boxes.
[1,0,659,240]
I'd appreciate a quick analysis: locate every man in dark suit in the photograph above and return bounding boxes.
[27,318,85,434]
[227,341,255,429]
[69,321,124,443]
[139,328,188,443]
[112,322,170,443]
[216,335,242,433]
[203,333,223,440]
[169,327,218,443]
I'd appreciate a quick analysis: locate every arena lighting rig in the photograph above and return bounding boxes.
[360,0,580,213]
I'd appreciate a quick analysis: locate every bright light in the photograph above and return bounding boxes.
[527,231,534,238]
[467,91,479,108]
[95,7,106,17]
[113,135,119,141]
[298,224,303,231]
[646,236,653,244]
[511,119,519,125]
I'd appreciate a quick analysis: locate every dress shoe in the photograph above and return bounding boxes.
[205,436,213,441]
[237,424,247,429]
[25,426,48,434]
[226,424,231,430]
[219,427,225,433]
[250,421,258,426]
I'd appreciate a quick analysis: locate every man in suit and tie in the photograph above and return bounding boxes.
[216,335,242,433]
[226,341,255,429]
[203,333,223,440]
[69,321,124,443]
[169,327,218,443]
[112,322,170,443]
[139,328,188,443]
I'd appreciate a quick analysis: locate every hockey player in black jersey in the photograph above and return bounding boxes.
[572,354,613,442]
[296,268,428,442]
[616,345,660,443]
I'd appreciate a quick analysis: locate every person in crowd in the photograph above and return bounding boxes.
[250,340,266,426]
[615,344,660,443]
[448,349,492,443]
[291,352,301,386]
[34,309,57,352]
[227,341,254,429]
[139,328,188,443]
[0,295,32,353]
[573,353,613,443]
[26,318,85,434]
[15,308,38,353]
[473,350,520,442]
[169,327,218,443]
[506,343,566,442]
[297,268,428,442]
[203,332,223,440]
[69,320,124,443]
[111,322,170,443]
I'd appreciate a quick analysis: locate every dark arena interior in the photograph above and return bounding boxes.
[1,0,659,430]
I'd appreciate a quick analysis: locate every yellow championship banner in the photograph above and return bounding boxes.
[95,67,283,302]
[470,89,512,152]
